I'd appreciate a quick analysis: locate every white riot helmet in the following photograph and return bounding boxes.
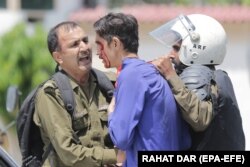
[150,14,227,65]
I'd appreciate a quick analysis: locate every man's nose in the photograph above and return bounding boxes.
[170,50,176,55]
[79,41,89,50]
[95,45,103,56]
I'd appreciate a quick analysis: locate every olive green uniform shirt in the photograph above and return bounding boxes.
[167,74,217,132]
[33,72,116,167]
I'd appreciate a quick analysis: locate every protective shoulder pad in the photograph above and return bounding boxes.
[180,65,214,100]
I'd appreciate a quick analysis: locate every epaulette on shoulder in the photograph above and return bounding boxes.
[42,80,57,96]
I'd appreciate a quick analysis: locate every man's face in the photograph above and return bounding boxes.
[171,42,187,72]
[54,26,92,75]
[95,34,121,69]
[95,34,111,68]
[171,43,181,66]
[95,34,120,69]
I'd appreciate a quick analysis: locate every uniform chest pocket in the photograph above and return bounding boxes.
[72,109,90,131]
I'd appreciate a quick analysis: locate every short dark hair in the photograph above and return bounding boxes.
[94,12,139,54]
[47,21,80,55]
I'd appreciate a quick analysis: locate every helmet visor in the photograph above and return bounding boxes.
[149,15,194,48]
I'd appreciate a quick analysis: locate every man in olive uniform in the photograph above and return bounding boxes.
[33,21,119,166]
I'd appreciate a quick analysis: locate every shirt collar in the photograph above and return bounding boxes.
[68,71,97,91]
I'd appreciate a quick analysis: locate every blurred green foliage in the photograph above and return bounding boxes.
[0,23,55,122]
[242,0,250,5]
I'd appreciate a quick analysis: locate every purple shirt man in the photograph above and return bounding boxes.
[108,58,191,167]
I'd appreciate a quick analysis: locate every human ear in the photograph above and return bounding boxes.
[112,37,121,48]
[52,51,63,64]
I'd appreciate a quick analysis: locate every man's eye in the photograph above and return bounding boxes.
[72,41,80,47]
[82,37,89,44]
[173,45,180,52]
[97,43,104,50]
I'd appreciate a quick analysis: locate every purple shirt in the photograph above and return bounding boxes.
[108,58,191,167]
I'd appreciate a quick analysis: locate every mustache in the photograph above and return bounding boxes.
[79,49,92,57]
